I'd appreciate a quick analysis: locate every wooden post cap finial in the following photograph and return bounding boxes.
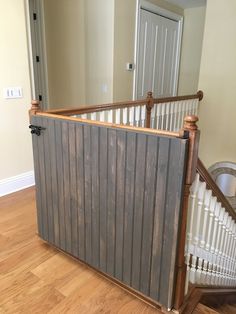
[31,100,40,111]
[183,115,199,131]
[147,91,153,99]
[29,100,41,118]
[197,90,204,101]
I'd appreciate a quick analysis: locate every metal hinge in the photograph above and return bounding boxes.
[39,95,42,101]
[29,125,45,136]
[33,13,37,20]
[36,55,40,62]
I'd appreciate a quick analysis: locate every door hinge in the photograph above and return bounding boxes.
[33,13,37,20]
[29,125,45,136]
[39,95,42,101]
[36,55,40,62]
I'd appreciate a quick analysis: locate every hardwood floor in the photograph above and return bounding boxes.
[0,188,162,313]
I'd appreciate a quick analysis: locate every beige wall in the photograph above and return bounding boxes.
[198,0,236,167]
[44,0,114,107]
[113,0,183,102]
[43,0,86,108]
[84,0,114,105]
[113,0,136,102]
[0,0,33,180]
[178,6,206,95]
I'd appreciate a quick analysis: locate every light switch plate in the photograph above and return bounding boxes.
[3,87,23,99]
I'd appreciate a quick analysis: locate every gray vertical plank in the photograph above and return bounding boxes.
[107,129,117,276]
[159,139,187,308]
[69,122,78,257]
[123,132,136,285]
[84,124,92,263]
[131,133,147,290]
[36,116,48,241]
[31,116,43,237]
[55,119,66,250]
[91,126,100,268]
[99,127,108,272]
[32,115,188,310]
[62,122,71,254]
[48,118,60,247]
[115,130,126,280]
[149,137,170,300]
[140,135,158,295]
[43,118,54,244]
[76,124,85,260]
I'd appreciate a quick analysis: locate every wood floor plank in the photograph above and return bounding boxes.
[0,187,162,313]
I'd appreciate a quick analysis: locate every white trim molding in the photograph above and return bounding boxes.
[0,171,35,197]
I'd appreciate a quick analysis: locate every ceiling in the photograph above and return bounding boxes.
[165,0,206,9]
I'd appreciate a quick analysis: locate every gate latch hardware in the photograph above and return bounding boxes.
[29,125,45,136]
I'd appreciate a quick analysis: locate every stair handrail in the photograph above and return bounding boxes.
[42,90,203,116]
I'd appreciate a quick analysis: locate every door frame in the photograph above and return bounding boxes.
[133,0,183,99]
[25,0,49,110]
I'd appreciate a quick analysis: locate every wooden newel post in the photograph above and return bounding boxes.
[29,100,41,119]
[145,91,154,128]
[174,115,200,310]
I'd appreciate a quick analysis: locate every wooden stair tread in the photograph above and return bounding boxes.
[217,304,236,314]
[193,303,220,314]
[193,303,236,314]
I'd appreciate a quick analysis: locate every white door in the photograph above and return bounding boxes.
[136,9,180,99]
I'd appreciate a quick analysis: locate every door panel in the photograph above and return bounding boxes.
[136,9,180,99]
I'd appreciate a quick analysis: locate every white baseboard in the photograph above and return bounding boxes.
[0,171,35,197]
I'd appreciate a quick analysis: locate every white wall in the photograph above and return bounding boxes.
[178,6,206,95]
[0,0,33,181]
[198,0,236,167]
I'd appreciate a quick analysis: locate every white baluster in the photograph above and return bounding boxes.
[185,253,191,295]
[107,110,113,123]
[134,106,140,126]
[193,182,206,250]
[123,108,128,125]
[129,107,134,126]
[196,257,203,284]
[190,255,197,284]
[200,189,212,250]
[186,174,200,255]
[155,104,161,129]
[169,102,175,131]
[115,109,121,124]
[202,259,208,285]
[159,103,164,129]
[99,111,105,122]
[151,104,155,128]
[141,106,146,127]
[91,112,96,121]
[165,102,170,130]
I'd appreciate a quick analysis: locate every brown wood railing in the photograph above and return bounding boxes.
[153,90,203,104]
[44,90,203,116]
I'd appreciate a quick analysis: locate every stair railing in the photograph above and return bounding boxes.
[185,159,236,294]
[45,91,203,133]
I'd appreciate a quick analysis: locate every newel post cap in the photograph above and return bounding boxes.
[183,115,199,131]
[31,99,40,110]
[29,99,41,118]
[197,90,204,101]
